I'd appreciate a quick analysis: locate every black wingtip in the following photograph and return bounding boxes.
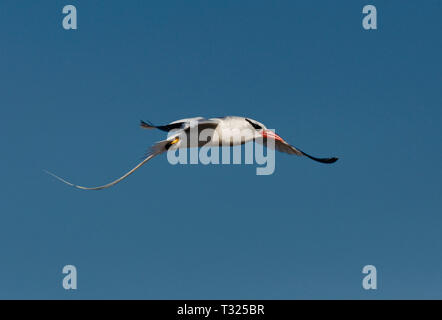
[302,152,339,164]
[140,120,155,129]
[311,156,338,164]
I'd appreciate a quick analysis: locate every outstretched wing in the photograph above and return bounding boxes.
[140,117,206,132]
[259,137,338,164]
[44,140,171,190]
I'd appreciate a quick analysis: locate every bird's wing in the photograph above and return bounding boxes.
[259,138,338,164]
[164,119,220,147]
[169,117,206,125]
[182,118,220,133]
[44,140,171,190]
[188,119,221,130]
[141,117,206,132]
[175,118,222,134]
[274,139,304,156]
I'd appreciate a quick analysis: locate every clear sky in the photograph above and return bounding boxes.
[0,0,441,299]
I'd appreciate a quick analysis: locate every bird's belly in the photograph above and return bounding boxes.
[216,130,249,146]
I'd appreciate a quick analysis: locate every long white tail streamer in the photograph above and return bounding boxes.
[44,153,159,190]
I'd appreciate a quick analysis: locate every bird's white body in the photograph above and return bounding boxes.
[212,116,264,145]
[167,116,266,149]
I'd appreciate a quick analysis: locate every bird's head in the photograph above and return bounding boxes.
[245,118,284,142]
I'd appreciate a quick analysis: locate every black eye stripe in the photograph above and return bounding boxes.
[245,118,262,130]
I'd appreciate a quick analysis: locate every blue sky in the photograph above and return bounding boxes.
[0,0,441,299]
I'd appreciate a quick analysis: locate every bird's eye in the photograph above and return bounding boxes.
[245,118,262,130]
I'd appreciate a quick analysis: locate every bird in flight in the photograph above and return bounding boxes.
[45,116,338,190]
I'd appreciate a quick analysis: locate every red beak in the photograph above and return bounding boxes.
[261,130,284,142]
